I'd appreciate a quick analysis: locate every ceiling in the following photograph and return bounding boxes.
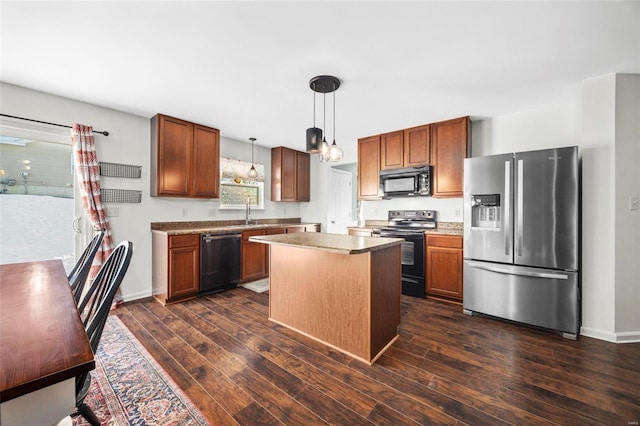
[1,1,639,162]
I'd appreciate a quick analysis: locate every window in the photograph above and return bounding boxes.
[219,157,265,210]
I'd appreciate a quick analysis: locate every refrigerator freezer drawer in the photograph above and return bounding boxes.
[463,260,579,337]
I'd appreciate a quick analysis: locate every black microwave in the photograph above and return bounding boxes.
[379,166,431,198]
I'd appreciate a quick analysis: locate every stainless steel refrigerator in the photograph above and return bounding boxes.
[463,146,580,339]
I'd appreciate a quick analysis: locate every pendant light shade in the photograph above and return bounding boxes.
[247,137,258,179]
[306,75,342,162]
[306,127,323,153]
[329,140,343,161]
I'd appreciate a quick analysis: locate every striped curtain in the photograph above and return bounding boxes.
[71,123,122,304]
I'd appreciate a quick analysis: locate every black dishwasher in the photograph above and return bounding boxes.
[200,232,241,295]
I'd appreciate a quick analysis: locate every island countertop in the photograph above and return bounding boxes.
[249,232,403,255]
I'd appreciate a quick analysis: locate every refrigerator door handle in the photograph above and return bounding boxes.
[466,261,569,280]
[516,159,524,257]
[504,160,511,256]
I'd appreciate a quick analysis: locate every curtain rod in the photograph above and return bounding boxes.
[0,113,109,136]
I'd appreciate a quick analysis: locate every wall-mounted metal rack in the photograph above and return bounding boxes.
[100,188,142,204]
[98,162,142,179]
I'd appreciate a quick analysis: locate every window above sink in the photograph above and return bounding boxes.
[219,157,265,210]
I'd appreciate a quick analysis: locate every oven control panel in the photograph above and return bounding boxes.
[388,210,436,220]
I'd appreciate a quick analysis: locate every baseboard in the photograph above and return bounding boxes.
[614,331,640,343]
[580,326,640,343]
[579,326,617,342]
[122,289,152,303]
[241,278,269,293]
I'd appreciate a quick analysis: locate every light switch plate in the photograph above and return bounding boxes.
[106,207,119,217]
[630,196,639,211]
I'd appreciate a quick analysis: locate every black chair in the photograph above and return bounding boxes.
[74,240,133,426]
[68,229,105,304]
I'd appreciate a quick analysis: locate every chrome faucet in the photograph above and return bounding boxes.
[245,197,251,225]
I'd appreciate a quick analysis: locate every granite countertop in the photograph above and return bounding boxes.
[347,221,464,237]
[151,219,319,236]
[249,233,403,255]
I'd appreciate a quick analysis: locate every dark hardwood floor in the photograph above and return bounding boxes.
[113,288,640,425]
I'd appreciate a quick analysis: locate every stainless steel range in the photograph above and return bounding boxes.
[375,210,436,298]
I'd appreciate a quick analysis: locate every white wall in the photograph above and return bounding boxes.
[579,74,617,340]
[362,197,463,223]
[0,82,306,301]
[472,74,640,342]
[300,159,331,230]
[614,74,640,337]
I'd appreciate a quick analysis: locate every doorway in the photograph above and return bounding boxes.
[0,136,76,271]
[327,168,352,234]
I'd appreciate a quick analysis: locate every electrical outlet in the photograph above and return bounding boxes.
[182,208,188,217]
[455,209,461,217]
[208,209,217,217]
[630,196,639,211]
[106,207,119,217]
[283,208,287,215]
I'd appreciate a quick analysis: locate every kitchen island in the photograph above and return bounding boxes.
[249,232,403,365]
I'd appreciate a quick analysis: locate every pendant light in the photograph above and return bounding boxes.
[328,80,344,161]
[306,75,342,162]
[306,83,322,153]
[319,90,330,162]
[247,137,258,179]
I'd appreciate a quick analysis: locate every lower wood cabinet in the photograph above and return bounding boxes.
[426,234,463,301]
[241,229,269,282]
[241,225,318,283]
[152,233,200,305]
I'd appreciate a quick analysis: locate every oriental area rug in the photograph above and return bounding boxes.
[73,315,210,426]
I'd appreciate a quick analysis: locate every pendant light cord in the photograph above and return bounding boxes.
[323,90,326,136]
[332,82,336,142]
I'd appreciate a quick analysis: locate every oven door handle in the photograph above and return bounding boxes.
[379,231,425,238]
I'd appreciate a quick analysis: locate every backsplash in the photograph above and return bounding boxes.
[361,197,464,223]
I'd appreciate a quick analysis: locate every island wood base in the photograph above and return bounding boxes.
[268,243,401,365]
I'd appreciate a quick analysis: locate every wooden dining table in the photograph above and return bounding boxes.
[0,259,95,425]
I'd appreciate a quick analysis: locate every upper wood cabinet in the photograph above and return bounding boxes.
[380,125,431,170]
[431,116,470,198]
[151,114,220,198]
[380,131,404,170]
[296,151,311,201]
[404,124,431,167]
[271,147,310,202]
[357,135,382,200]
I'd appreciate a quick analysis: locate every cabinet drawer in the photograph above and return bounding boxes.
[286,226,305,233]
[427,235,462,249]
[242,229,267,241]
[169,234,199,248]
[266,227,286,235]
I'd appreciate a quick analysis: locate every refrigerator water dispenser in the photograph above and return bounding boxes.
[471,194,501,229]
